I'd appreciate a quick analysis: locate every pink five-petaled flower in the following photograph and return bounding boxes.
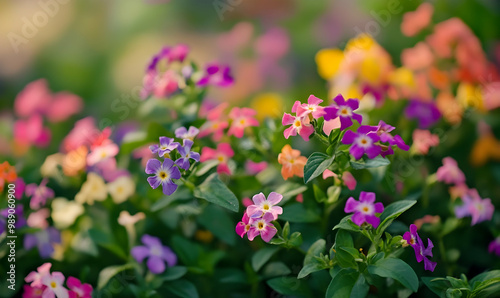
[235,213,251,238]
[324,94,363,131]
[41,271,69,298]
[282,109,315,141]
[200,143,234,175]
[403,224,437,272]
[295,95,326,119]
[131,234,177,274]
[246,192,283,220]
[149,137,180,158]
[26,178,55,210]
[145,158,181,195]
[454,189,494,225]
[344,191,384,228]
[342,125,381,159]
[198,103,229,141]
[67,276,92,298]
[25,262,52,288]
[228,107,259,138]
[436,157,466,185]
[247,212,277,242]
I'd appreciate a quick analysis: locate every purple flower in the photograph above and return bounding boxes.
[131,234,177,274]
[404,100,441,129]
[149,137,180,158]
[488,237,500,257]
[403,224,437,272]
[145,158,181,195]
[0,205,26,235]
[324,94,363,131]
[26,178,54,210]
[455,189,494,225]
[196,63,234,87]
[344,191,384,228]
[373,121,409,157]
[175,139,200,170]
[175,126,199,140]
[24,227,61,258]
[146,44,189,72]
[342,125,381,159]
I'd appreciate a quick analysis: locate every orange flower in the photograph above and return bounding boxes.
[63,146,88,176]
[0,161,17,192]
[277,144,307,180]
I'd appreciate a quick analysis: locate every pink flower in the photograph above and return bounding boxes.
[133,144,155,168]
[295,95,326,119]
[282,103,315,141]
[412,129,439,155]
[296,193,304,203]
[401,3,433,37]
[23,284,47,298]
[61,117,100,153]
[27,208,50,229]
[153,70,182,98]
[402,42,434,71]
[345,191,384,228]
[455,189,494,225]
[41,272,69,298]
[67,276,93,298]
[200,143,234,175]
[246,192,283,220]
[449,184,468,201]
[86,141,119,166]
[242,197,253,207]
[25,263,52,288]
[93,157,130,182]
[14,115,51,147]
[436,157,465,185]
[235,213,251,238]
[245,161,268,175]
[198,103,229,141]
[322,169,356,190]
[254,27,290,60]
[247,212,277,242]
[26,178,54,210]
[228,107,259,138]
[323,117,341,135]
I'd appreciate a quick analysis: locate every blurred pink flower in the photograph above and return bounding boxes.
[412,129,439,155]
[401,3,433,37]
[436,157,465,185]
[455,189,494,225]
[199,103,229,141]
[322,169,356,190]
[413,215,440,229]
[61,117,100,153]
[449,184,468,201]
[296,193,304,203]
[200,143,234,175]
[242,197,253,207]
[228,107,259,138]
[87,141,119,166]
[13,115,51,147]
[245,161,268,175]
[133,144,155,168]
[217,22,254,54]
[254,27,290,60]
[401,42,434,71]
[27,208,50,229]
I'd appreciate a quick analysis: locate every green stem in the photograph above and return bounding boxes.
[438,237,452,276]
[180,177,195,191]
[315,133,330,145]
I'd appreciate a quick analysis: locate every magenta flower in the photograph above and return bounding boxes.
[67,276,93,298]
[14,115,51,148]
[25,262,52,288]
[149,137,180,158]
[436,157,466,185]
[228,107,259,138]
[488,237,500,257]
[196,63,234,87]
[342,125,381,159]
[455,189,494,225]
[235,213,251,238]
[131,234,177,274]
[404,100,441,129]
[24,227,61,258]
[282,113,315,141]
[375,121,409,150]
[175,139,200,170]
[23,284,47,298]
[246,192,283,220]
[324,94,363,131]
[344,192,384,228]
[247,213,278,242]
[245,160,268,175]
[200,143,234,175]
[295,95,326,119]
[41,271,69,298]
[145,158,181,195]
[26,178,54,210]
[175,126,199,140]
[403,224,437,272]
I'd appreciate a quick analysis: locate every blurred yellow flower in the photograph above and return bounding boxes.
[107,176,135,204]
[457,83,485,111]
[51,197,85,229]
[41,153,64,178]
[75,173,107,205]
[315,48,344,80]
[470,134,500,167]
[250,93,284,120]
[52,230,74,262]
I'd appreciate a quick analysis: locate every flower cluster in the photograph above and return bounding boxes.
[403,224,437,272]
[145,130,200,195]
[236,192,283,242]
[24,262,93,298]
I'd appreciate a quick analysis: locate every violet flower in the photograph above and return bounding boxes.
[26,178,54,210]
[175,126,199,140]
[149,137,180,158]
[342,125,381,159]
[344,191,384,228]
[324,94,363,131]
[131,234,177,274]
[403,224,437,271]
[24,227,61,258]
[404,100,441,129]
[196,63,234,87]
[175,139,200,170]
[145,158,181,195]
[375,121,409,150]
[455,189,494,225]
[488,237,500,257]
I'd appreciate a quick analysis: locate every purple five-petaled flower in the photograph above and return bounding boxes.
[24,227,61,258]
[175,139,200,170]
[404,100,441,129]
[131,234,177,274]
[345,191,384,228]
[145,158,181,195]
[403,224,437,272]
[342,125,381,159]
[324,94,363,131]
[149,137,180,158]
[175,126,199,140]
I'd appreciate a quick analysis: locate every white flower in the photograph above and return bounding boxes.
[51,198,84,229]
[107,176,135,204]
[40,153,64,177]
[75,173,107,205]
[118,211,145,227]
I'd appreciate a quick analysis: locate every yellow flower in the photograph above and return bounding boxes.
[250,93,284,120]
[107,176,135,204]
[75,173,107,205]
[315,48,344,80]
[51,197,84,229]
[457,83,485,111]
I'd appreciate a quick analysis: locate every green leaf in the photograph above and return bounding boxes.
[368,258,418,292]
[350,274,370,298]
[325,268,359,298]
[262,262,292,278]
[160,266,188,282]
[282,221,290,240]
[335,230,356,268]
[333,215,361,233]
[470,270,500,285]
[326,185,342,204]
[162,279,199,298]
[267,277,311,297]
[422,277,450,298]
[198,204,236,245]
[304,239,326,265]
[313,184,327,203]
[252,246,279,272]
[298,262,329,279]
[376,200,417,235]
[280,203,321,223]
[275,182,308,202]
[350,156,390,170]
[288,232,303,247]
[193,173,239,212]
[470,271,500,297]
[97,263,135,290]
[304,152,334,183]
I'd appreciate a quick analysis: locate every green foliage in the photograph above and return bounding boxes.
[193,173,239,212]
[304,152,334,183]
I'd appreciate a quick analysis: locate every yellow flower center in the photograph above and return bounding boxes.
[217,156,224,162]
[239,119,246,125]
[159,171,168,179]
[294,120,301,127]
[263,204,270,211]
[258,222,264,229]
[362,206,369,212]
[50,281,57,288]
